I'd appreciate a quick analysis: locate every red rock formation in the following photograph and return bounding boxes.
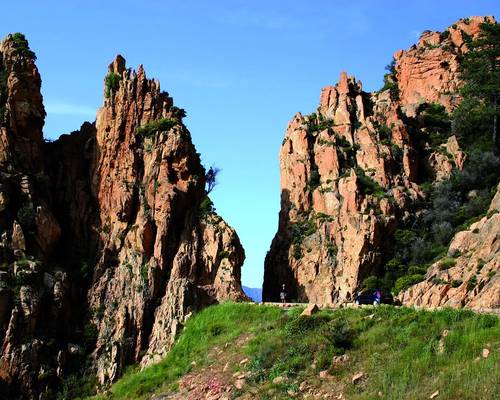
[0,35,246,398]
[400,185,500,311]
[264,73,413,304]
[395,16,495,116]
[0,34,64,399]
[86,57,246,382]
[263,17,498,307]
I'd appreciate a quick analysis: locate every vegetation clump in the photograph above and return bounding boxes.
[307,168,320,191]
[290,216,317,260]
[10,33,37,60]
[380,57,400,100]
[135,118,177,139]
[454,21,500,152]
[170,106,186,120]
[198,196,215,219]
[419,102,452,147]
[104,72,121,98]
[354,167,385,198]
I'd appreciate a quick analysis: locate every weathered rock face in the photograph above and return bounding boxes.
[399,185,500,311]
[0,34,65,400]
[395,16,495,116]
[85,57,246,383]
[0,36,246,398]
[264,73,416,304]
[263,17,498,306]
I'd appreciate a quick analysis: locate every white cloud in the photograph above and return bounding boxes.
[45,101,96,117]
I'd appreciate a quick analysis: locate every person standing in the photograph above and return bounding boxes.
[375,288,382,305]
[280,284,287,304]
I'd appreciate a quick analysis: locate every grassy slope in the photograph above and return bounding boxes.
[91,303,499,400]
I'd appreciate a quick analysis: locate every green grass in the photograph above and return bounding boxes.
[345,307,499,399]
[89,303,499,400]
[93,302,281,399]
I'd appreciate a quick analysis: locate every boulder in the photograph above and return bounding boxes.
[301,303,319,316]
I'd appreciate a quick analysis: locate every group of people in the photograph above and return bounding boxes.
[279,285,383,304]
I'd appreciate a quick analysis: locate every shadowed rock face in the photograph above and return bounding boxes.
[0,37,246,398]
[263,16,498,306]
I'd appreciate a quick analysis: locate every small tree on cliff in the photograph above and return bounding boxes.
[205,166,221,194]
[455,21,500,152]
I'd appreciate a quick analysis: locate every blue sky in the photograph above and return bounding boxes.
[4,1,499,288]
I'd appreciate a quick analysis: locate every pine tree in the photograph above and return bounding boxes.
[459,22,500,151]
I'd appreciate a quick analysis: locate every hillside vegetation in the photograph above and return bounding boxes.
[82,303,499,400]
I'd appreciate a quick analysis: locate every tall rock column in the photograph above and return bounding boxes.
[85,56,246,383]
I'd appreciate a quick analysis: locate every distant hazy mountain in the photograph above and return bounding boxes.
[243,286,262,302]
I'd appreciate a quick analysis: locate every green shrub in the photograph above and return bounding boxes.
[450,279,463,288]
[292,245,302,260]
[208,323,224,337]
[440,257,456,270]
[326,242,338,258]
[170,106,186,119]
[306,112,334,133]
[362,276,381,290]
[381,74,399,100]
[355,167,385,198]
[440,29,450,41]
[105,72,121,98]
[291,217,316,250]
[11,33,36,60]
[466,275,478,291]
[199,196,214,219]
[135,118,177,139]
[432,276,446,285]
[307,169,320,191]
[394,274,424,294]
[377,124,391,141]
[218,250,230,259]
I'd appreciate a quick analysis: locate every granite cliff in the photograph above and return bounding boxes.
[0,35,245,399]
[263,16,499,309]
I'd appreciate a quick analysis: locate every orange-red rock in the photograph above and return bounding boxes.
[263,17,497,307]
[400,185,500,311]
[395,16,495,116]
[0,37,246,397]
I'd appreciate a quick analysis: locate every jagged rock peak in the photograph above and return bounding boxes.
[0,33,45,170]
[394,15,496,115]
